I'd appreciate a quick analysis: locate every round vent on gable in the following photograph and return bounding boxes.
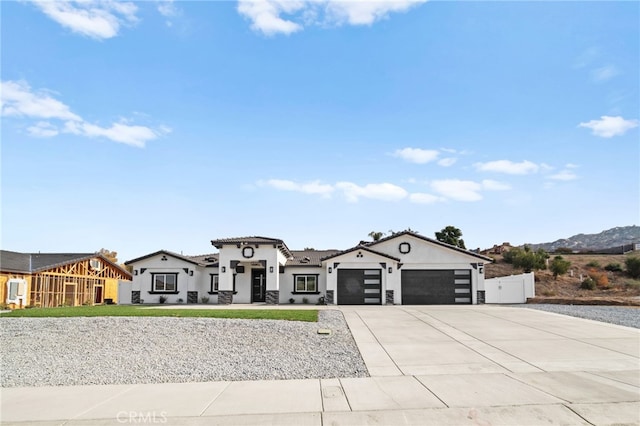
[399,242,411,254]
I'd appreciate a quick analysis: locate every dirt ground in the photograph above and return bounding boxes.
[484,252,640,306]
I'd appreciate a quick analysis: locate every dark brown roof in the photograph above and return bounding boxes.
[125,250,203,266]
[0,250,31,273]
[0,250,132,279]
[321,245,401,262]
[187,253,219,267]
[286,250,340,267]
[210,236,292,258]
[366,230,493,262]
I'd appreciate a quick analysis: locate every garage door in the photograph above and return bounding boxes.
[337,269,381,305]
[401,270,471,305]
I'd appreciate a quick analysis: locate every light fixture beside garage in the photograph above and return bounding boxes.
[388,267,393,274]
[399,242,411,254]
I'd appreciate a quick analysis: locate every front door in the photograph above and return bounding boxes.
[251,269,266,302]
[94,285,104,304]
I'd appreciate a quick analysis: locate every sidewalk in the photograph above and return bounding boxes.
[1,305,639,425]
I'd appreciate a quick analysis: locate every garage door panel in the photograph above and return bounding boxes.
[338,269,381,305]
[402,270,471,305]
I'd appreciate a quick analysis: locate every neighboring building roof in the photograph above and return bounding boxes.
[0,250,132,279]
[287,250,340,267]
[124,250,203,266]
[365,230,494,262]
[210,236,293,258]
[0,250,31,273]
[321,245,401,262]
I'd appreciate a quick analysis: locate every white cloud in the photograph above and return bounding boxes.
[437,157,456,167]
[474,160,539,175]
[259,179,334,197]
[430,179,483,202]
[2,80,167,147]
[325,0,427,26]
[236,0,426,35]
[408,193,443,204]
[27,121,59,138]
[335,182,408,202]
[237,0,304,36]
[578,115,639,138]
[591,65,619,82]
[393,147,439,164]
[157,0,179,17]
[32,0,139,40]
[1,80,81,121]
[63,121,168,148]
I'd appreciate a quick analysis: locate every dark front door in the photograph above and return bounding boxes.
[251,269,266,302]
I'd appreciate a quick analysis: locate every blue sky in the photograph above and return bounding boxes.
[2,0,638,263]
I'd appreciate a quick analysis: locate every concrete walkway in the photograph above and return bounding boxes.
[1,305,639,425]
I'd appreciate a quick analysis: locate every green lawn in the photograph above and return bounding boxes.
[0,305,318,322]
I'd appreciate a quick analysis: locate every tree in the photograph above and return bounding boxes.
[510,246,549,273]
[98,248,118,263]
[549,255,571,280]
[625,256,640,279]
[435,226,466,249]
[368,231,385,241]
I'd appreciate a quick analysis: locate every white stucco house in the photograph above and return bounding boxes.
[123,231,492,306]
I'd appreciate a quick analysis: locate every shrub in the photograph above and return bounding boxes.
[159,295,168,304]
[585,261,600,269]
[200,296,210,304]
[604,263,623,272]
[625,256,640,279]
[580,277,596,290]
[289,298,295,304]
[177,298,184,303]
[549,256,571,279]
[587,269,609,288]
[302,297,309,304]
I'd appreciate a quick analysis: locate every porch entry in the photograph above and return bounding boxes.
[251,269,266,303]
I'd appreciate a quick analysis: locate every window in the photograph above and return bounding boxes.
[210,274,219,292]
[90,259,101,270]
[152,273,177,292]
[294,275,318,293]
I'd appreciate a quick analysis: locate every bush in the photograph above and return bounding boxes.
[587,269,609,288]
[604,263,623,272]
[201,296,210,304]
[549,255,571,279]
[289,298,295,304]
[585,261,600,269]
[302,297,309,304]
[625,256,640,279]
[580,277,596,290]
[159,295,168,304]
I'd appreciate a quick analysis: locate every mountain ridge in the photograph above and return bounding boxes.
[525,225,640,252]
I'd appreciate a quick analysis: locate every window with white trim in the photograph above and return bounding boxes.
[210,274,219,292]
[152,273,177,292]
[294,275,317,293]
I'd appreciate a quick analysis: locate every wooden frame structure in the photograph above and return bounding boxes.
[1,251,132,309]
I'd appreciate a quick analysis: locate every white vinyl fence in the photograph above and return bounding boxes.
[485,272,535,304]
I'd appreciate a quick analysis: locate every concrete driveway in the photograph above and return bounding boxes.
[2,305,639,425]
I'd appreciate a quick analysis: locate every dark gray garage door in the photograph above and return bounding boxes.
[337,269,381,305]
[401,270,471,304]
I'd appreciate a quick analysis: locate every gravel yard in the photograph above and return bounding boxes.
[519,304,640,329]
[0,310,368,388]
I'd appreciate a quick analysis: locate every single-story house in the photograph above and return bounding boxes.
[124,231,492,305]
[0,250,132,309]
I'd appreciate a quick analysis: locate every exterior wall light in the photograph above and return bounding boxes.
[269,266,274,273]
[328,267,332,273]
[221,266,226,273]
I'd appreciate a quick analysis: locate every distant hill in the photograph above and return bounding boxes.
[526,226,640,253]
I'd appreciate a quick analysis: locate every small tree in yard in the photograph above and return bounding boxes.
[549,255,571,280]
[511,246,549,273]
[625,256,640,279]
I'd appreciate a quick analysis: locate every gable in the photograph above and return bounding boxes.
[369,233,491,264]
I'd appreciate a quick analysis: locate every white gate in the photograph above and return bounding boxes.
[485,273,535,304]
